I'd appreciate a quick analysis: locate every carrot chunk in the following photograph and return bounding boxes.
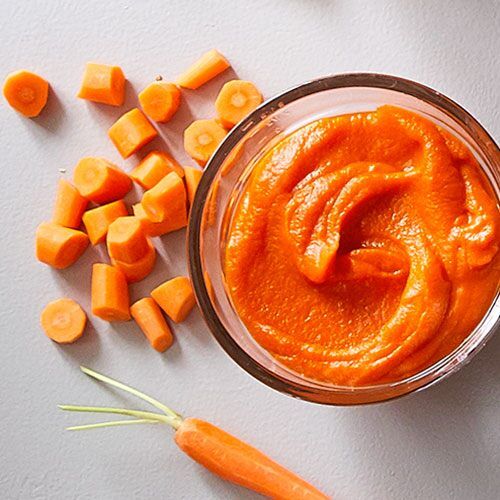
[184,167,203,206]
[130,297,173,351]
[215,80,263,129]
[141,172,187,224]
[40,298,87,344]
[3,70,49,117]
[73,157,132,204]
[52,179,88,228]
[91,263,130,321]
[132,203,186,237]
[77,63,125,106]
[111,238,156,283]
[36,222,89,269]
[108,108,158,158]
[131,151,184,190]
[177,49,230,90]
[107,216,149,264]
[151,276,196,323]
[82,200,128,245]
[184,119,227,166]
[139,82,181,123]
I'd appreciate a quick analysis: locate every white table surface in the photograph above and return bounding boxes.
[1,1,499,499]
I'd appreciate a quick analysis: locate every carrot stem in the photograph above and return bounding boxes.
[67,419,159,431]
[79,366,181,421]
[58,404,181,429]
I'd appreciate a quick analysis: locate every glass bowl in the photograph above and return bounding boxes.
[187,73,500,405]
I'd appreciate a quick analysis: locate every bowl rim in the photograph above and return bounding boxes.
[187,72,500,405]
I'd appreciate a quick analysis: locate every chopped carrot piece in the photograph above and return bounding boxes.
[40,298,87,344]
[151,276,196,323]
[132,203,186,237]
[106,216,149,264]
[52,179,88,228]
[184,119,227,166]
[108,108,158,158]
[139,82,181,123]
[91,263,130,321]
[111,238,156,283]
[36,222,89,269]
[130,151,184,190]
[215,80,263,129]
[130,297,173,351]
[141,172,187,224]
[82,200,128,245]
[77,62,125,106]
[184,167,203,206]
[73,157,132,204]
[177,49,230,90]
[3,70,49,117]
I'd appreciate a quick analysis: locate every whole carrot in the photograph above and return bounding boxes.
[60,367,329,500]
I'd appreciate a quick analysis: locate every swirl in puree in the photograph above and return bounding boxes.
[224,106,500,385]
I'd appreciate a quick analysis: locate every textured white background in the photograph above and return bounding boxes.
[0,1,499,499]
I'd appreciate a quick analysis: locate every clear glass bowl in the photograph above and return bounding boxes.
[187,73,500,405]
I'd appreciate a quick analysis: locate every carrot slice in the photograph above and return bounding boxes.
[40,298,87,344]
[151,276,196,323]
[131,151,184,190]
[139,82,181,123]
[73,157,132,204]
[106,216,149,264]
[36,222,89,269]
[91,263,130,321]
[111,238,156,283]
[141,171,187,224]
[77,63,125,106]
[82,200,128,245]
[177,49,230,90]
[130,297,173,351]
[184,119,227,166]
[175,418,329,500]
[52,179,88,228]
[108,108,158,158]
[132,203,186,237]
[215,80,263,129]
[184,167,203,206]
[3,70,49,117]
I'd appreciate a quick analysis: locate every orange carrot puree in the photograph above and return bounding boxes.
[224,106,500,386]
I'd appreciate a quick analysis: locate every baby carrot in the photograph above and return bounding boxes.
[3,70,49,117]
[60,367,330,500]
[82,200,128,245]
[141,171,187,224]
[111,238,156,283]
[151,276,195,323]
[132,203,186,237]
[52,179,88,228]
[177,49,230,90]
[215,80,263,129]
[139,82,181,123]
[77,63,126,106]
[91,263,130,321]
[130,298,173,351]
[108,108,158,158]
[184,167,203,206]
[130,151,184,190]
[41,298,86,344]
[36,222,89,269]
[106,216,149,264]
[74,157,132,204]
[184,119,227,166]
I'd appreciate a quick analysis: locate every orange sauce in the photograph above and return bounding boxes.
[224,106,500,386]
